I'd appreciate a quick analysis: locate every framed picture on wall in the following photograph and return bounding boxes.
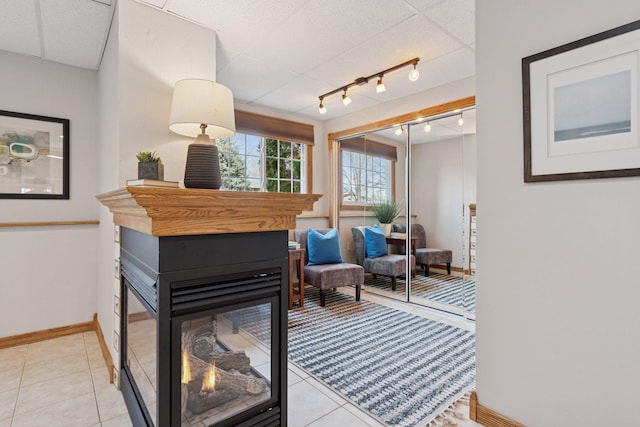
[523,19,640,182]
[0,110,69,199]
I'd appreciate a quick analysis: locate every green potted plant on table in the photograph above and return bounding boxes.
[136,151,164,181]
[371,199,401,236]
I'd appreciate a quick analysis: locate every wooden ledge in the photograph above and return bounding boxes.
[97,187,322,236]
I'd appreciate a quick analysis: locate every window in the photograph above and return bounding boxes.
[342,151,392,204]
[340,138,397,207]
[218,133,307,192]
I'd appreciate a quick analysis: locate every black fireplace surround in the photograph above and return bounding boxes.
[119,227,288,427]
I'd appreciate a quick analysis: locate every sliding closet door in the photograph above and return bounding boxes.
[406,114,466,315]
[338,132,407,302]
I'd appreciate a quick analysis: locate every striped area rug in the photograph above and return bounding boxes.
[288,288,475,427]
[365,273,476,314]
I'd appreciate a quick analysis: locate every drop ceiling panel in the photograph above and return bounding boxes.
[305,14,461,86]
[427,0,475,45]
[0,1,41,57]
[404,0,449,12]
[138,0,167,7]
[40,0,113,69]
[216,54,300,103]
[165,0,309,54]
[243,0,417,75]
[251,75,336,113]
[413,48,475,91]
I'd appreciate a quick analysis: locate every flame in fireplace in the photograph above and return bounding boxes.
[182,351,191,384]
[202,361,216,392]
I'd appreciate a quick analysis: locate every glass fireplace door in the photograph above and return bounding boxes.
[125,286,158,425]
[174,297,279,427]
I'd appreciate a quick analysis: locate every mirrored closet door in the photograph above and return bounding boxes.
[333,99,476,317]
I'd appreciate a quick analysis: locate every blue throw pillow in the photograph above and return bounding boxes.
[307,228,344,265]
[365,224,388,258]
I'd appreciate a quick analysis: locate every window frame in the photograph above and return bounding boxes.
[338,143,396,211]
[218,133,313,193]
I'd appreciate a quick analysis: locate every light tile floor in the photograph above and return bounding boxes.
[0,289,479,427]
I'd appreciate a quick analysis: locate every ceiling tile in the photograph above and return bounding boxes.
[165,0,309,54]
[137,0,167,7]
[305,14,462,87]
[0,1,41,58]
[426,0,475,45]
[40,0,113,69]
[251,75,336,113]
[242,0,417,74]
[408,48,475,92]
[404,0,447,12]
[216,54,300,103]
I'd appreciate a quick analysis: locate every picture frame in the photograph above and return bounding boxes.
[0,110,69,198]
[523,20,640,182]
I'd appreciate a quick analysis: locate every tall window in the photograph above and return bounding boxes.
[218,133,306,192]
[340,138,397,207]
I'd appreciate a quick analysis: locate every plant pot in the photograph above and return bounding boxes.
[138,162,164,180]
[380,223,392,236]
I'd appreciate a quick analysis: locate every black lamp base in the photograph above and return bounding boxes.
[183,142,221,189]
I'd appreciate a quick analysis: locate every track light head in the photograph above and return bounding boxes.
[458,116,464,126]
[318,97,327,114]
[408,61,419,82]
[342,89,351,106]
[424,122,431,132]
[376,75,386,93]
[394,126,403,136]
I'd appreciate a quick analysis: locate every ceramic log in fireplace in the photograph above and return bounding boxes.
[97,187,320,427]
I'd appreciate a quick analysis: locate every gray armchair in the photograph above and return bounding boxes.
[351,226,415,291]
[392,223,452,276]
[293,228,364,307]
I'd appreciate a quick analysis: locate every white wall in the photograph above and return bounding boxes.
[96,0,121,367]
[412,133,476,270]
[118,0,217,185]
[0,51,99,337]
[476,2,640,425]
[95,0,218,365]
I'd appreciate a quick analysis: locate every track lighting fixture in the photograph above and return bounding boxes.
[317,57,419,114]
[458,116,464,126]
[376,75,386,93]
[424,122,431,132]
[318,97,327,114]
[394,125,404,136]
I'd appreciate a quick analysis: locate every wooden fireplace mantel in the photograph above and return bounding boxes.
[96,186,321,236]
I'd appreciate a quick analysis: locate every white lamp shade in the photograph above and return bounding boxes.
[169,79,236,139]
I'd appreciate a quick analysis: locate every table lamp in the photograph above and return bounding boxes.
[169,79,236,189]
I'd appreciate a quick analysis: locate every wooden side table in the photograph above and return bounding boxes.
[288,248,305,309]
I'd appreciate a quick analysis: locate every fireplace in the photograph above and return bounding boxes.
[120,228,286,427]
[97,186,320,427]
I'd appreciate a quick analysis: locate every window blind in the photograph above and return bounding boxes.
[234,110,315,145]
[340,137,398,162]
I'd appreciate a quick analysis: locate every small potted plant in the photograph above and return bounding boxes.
[136,151,164,180]
[371,199,402,236]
